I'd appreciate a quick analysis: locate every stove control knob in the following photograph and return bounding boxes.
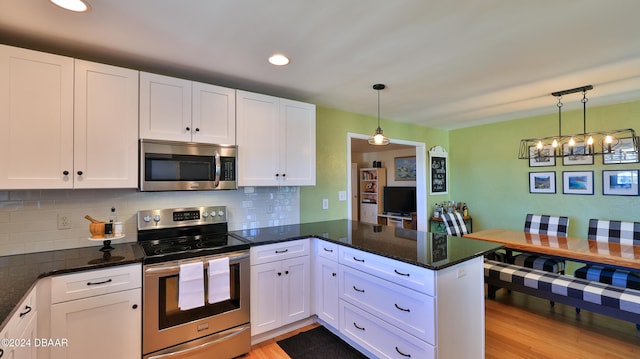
[210,211,217,217]
[218,210,225,217]
[143,215,151,223]
[153,215,161,223]
[202,211,209,218]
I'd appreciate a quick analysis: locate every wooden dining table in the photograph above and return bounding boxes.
[463,228,640,270]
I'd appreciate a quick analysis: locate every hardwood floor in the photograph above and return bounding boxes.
[243,289,640,358]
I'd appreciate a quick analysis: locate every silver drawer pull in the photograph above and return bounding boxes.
[394,269,410,277]
[394,303,411,312]
[87,278,112,286]
[275,249,289,254]
[353,257,365,262]
[352,285,365,293]
[353,322,365,331]
[323,247,334,253]
[395,346,411,357]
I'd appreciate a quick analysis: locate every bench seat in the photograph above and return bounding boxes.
[484,259,640,327]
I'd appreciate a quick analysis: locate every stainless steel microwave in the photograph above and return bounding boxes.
[139,139,237,191]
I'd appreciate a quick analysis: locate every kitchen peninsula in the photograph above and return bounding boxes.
[232,220,502,359]
[0,221,501,359]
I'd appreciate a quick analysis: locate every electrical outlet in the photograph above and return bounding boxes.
[457,267,467,278]
[58,213,71,230]
[338,191,347,201]
[322,199,329,210]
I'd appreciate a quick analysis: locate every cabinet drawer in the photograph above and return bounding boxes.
[4,287,37,339]
[315,239,338,261]
[51,264,141,303]
[340,266,435,344]
[339,246,435,296]
[340,300,435,359]
[250,239,309,265]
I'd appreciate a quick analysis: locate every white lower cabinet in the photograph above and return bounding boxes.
[49,264,141,359]
[310,244,486,359]
[250,240,311,336]
[0,288,38,359]
[340,301,435,359]
[314,250,339,328]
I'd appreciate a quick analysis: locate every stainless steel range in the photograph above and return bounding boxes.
[138,206,250,359]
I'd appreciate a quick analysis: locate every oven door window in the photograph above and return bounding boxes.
[145,154,214,182]
[158,263,241,329]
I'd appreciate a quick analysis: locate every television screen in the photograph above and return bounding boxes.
[383,186,416,216]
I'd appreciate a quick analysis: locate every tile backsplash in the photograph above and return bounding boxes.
[0,187,299,256]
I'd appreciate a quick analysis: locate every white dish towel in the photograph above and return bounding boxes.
[178,262,205,310]
[208,257,231,304]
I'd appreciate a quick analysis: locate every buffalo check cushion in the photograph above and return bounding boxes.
[574,265,640,291]
[588,219,640,246]
[484,260,640,316]
[514,214,568,274]
[513,253,566,273]
[524,214,569,236]
[441,212,468,236]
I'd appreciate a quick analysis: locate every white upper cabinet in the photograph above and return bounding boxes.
[139,72,236,145]
[0,46,138,189]
[0,45,74,189]
[74,60,139,188]
[236,90,316,186]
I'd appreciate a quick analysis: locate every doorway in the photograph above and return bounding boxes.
[346,133,427,231]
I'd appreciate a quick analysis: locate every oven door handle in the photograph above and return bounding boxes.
[145,252,249,275]
[146,324,250,359]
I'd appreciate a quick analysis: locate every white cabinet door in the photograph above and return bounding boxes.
[139,72,192,142]
[315,256,339,328]
[237,91,316,187]
[281,256,311,326]
[280,99,316,186]
[0,45,74,189]
[50,288,141,359]
[236,90,280,186]
[192,81,236,145]
[250,260,281,335]
[250,254,310,336]
[73,60,139,188]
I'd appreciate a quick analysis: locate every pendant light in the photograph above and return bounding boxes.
[368,83,390,146]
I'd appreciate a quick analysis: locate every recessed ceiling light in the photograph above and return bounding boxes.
[50,0,91,12]
[268,54,290,66]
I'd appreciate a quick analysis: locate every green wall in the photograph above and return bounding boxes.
[300,106,448,223]
[450,99,640,238]
[301,100,639,238]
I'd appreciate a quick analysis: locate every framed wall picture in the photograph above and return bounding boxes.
[429,146,448,195]
[529,145,556,167]
[603,137,640,164]
[602,170,639,196]
[395,156,416,181]
[562,142,594,166]
[529,171,556,194]
[562,171,594,195]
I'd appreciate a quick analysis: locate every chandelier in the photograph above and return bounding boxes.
[518,85,638,160]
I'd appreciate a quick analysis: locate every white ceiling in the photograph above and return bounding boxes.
[2,0,640,130]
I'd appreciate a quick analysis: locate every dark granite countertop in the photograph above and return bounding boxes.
[231,219,503,270]
[0,243,144,330]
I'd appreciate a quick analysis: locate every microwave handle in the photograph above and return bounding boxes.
[213,150,221,188]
